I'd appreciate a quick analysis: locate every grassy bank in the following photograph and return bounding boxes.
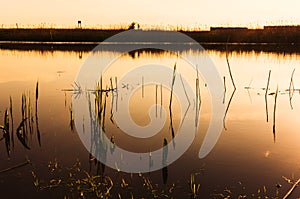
[185,26,300,44]
[0,28,124,42]
[0,26,300,43]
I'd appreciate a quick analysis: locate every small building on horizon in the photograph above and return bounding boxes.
[263,25,300,30]
[210,27,248,31]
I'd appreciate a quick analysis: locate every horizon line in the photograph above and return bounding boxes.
[2,22,300,31]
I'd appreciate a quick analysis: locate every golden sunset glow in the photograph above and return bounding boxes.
[1,0,300,29]
[2,1,300,197]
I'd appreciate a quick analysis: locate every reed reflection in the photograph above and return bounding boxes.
[0,82,41,157]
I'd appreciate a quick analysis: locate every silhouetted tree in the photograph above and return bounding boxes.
[128,22,140,30]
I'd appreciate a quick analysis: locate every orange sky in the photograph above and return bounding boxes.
[1,0,300,29]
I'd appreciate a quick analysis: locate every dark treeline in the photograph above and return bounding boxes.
[185,26,300,44]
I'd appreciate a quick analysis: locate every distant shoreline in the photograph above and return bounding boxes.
[1,26,300,52]
[1,42,299,54]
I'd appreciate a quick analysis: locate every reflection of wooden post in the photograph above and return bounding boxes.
[78,20,82,28]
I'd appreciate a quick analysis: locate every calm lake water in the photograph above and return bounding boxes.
[0,46,300,198]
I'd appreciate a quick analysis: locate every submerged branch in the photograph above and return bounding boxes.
[288,69,295,110]
[226,44,236,91]
[265,70,271,122]
[169,63,176,138]
[223,90,236,130]
[223,45,236,130]
[223,76,226,104]
[0,158,31,174]
[35,81,41,146]
[282,178,300,199]
[272,85,279,143]
[9,96,14,148]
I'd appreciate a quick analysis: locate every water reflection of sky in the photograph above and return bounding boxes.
[0,48,300,197]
